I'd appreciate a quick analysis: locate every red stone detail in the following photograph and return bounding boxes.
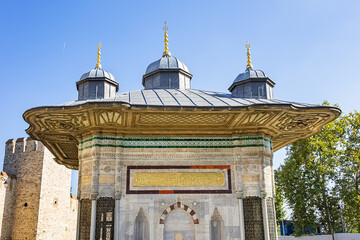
[190,165,230,169]
[160,202,199,225]
[159,190,174,194]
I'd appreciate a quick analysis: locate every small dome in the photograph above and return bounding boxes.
[80,68,115,81]
[228,67,275,99]
[145,55,190,74]
[77,67,118,100]
[232,68,267,83]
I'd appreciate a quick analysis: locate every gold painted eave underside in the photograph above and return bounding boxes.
[23,104,340,169]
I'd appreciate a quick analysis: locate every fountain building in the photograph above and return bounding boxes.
[23,23,340,240]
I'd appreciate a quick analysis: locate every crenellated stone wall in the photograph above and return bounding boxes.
[0,137,78,240]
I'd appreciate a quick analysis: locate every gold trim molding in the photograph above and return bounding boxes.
[133,172,225,187]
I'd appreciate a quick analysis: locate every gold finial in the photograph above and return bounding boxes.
[245,41,253,69]
[96,41,102,69]
[162,21,171,56]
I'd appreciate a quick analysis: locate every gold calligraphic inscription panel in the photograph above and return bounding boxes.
[133,172,225,187]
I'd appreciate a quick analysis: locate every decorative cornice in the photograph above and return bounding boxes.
[23,104,340,170]
[79,136,272,151]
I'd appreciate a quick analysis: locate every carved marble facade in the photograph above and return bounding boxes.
[67,135,276,239]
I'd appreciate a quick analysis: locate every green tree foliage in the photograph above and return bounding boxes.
[274,169,287,234]
[277,139,321,236]
[335,111,360,232]
[275,107,360,235]
[274,169,286,222]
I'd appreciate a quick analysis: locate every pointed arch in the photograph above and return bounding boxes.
[134,208,149,240]
[159,202,199,224]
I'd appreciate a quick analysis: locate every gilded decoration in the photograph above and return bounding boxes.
[98,175,115,184]
[38,134,76,142]
[81,176,92,185]
[274,113,331,131]
[127,165,232,194]
[95,110,124,126]
[137,113,229,125]
[34,113,90,132]
[235,111,278,127]
[24,104,340,169]
[132,172,225,187]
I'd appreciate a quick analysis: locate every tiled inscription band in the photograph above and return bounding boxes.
[126,165,232,194]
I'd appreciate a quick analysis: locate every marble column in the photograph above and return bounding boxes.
[114,192,121,240]
[272,200,279,240]
[262,192,270,240]
[237,191,245,240]
[75,197,81,240]
[114,144,122,240]
[89,193,97,240]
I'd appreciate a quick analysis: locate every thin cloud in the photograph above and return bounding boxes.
[62,41,66,54]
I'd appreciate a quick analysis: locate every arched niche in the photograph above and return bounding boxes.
[160,202,198,240]
[160,202,199,224]
[134,207,149,240]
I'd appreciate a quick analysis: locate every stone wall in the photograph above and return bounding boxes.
[0,172,15,240]
[8,138,44,239]
[36,147,78,240]
[0,138,78,240]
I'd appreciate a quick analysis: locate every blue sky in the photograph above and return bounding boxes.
[1,0,360,194]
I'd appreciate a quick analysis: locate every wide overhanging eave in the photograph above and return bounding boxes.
[23,102,341,170]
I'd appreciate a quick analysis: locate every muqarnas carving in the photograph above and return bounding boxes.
[134,208,150,240]
[210,207,224,240]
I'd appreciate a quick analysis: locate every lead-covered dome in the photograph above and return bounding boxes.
[76,42,119,100]
[80,68,116,82]
[142,22,193,90]
[76,67,119,100]
[229,67,275,99]
[145,55,190,74]
[142,55,193,90]
[232,68,268,83]
[229,42,275,99]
